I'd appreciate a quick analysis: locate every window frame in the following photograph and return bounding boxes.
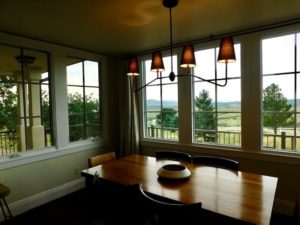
[66,58,102,143]
[0,44,54,155]
[191,42,242,147]
[261,31,300,153]
[141,53,180,142]
[137,25,300,160]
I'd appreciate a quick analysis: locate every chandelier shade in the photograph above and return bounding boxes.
[127,57,140,76]
[180,44,196,68]
[217,36,236,63]
[151,51,165,73]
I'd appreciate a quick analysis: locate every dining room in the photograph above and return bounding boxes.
[0,0,300,224]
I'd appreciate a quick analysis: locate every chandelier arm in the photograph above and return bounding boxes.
[158,75,171,80]
[134,74,171,92]
[169,7,174,75]
[174,74,225,86]
[194,61,229,87]
[208,62,228,86]
[207,78,228,87]
[134,77,159,92]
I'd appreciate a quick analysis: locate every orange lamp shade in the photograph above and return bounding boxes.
[127,57,139,76]
[217,36,236,63]
[180,44,196,68]
[151,51,165,72]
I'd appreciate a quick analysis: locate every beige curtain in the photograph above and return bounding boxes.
[119,63,140,157]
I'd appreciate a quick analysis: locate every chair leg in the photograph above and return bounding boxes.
[0,199,6,220]
[0,197,12,220]
[2,197,12,219]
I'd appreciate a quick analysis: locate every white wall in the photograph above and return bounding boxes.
[0,31,120,219]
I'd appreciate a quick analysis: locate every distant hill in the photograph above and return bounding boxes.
[217,101,240,109]
[147,99,177,110]
[146,99,241,110]
[287,99,300,105]
[146,99,299,110]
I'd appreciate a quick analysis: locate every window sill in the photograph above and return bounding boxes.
[0,139,107,170]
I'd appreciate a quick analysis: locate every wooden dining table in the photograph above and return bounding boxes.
[81,154,278,225]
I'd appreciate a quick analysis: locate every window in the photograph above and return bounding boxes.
[262,33,300,152]
[143,55,178,141]
[0,45,53,156]
[193,44,241,146]
[66,58,101,142]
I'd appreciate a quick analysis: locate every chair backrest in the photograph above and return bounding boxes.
[116,184,254,225]
[156,150,192,163]
[127,183,203,225]
[88,151,116,168]
[192,155,239,171]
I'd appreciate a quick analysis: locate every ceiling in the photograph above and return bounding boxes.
[0,0,299,56]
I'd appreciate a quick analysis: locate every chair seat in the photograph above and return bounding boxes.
[0,183,10,198]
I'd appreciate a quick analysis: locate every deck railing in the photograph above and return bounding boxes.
[147,126,300,151]
[1,128,299,156]
[0,131,17,155]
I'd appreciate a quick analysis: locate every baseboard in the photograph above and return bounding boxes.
[273,198,295,216]
[1,178,85,221]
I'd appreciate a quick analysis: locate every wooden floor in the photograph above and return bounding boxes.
[0,188,294,225]
[1,188,111,225]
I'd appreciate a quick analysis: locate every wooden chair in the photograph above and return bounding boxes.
[192,155,239,171]
[117,183,254,225]
[156,150,192,163]
[125,183,203,225]
[0,183,12,220]
[88,151,116,168]
[87,152,120,216]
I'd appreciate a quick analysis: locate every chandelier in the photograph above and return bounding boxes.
[127,0,236,92]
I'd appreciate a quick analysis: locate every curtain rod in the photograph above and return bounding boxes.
[127,17,300,59]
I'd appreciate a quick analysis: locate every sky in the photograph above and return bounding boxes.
[66,60,99,100]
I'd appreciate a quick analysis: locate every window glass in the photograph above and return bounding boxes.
[0,45,53,156]
[262,33,299,152]
[143,55,178,141]
[67,60,83,86]
[193,44,241,146]
[67,59,101,142]
[194,49,215,80]
[262,34,295,74]
[84,60,99,86]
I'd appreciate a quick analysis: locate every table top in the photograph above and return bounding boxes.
[81,154,278,225]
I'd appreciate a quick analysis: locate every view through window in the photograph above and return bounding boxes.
[262,33,300,152]
[143,56,178,141]
[0,45,52,156]
[193,44,241,146]
[66,58,101,142]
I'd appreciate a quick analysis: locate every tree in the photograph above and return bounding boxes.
[263,83,293,134]
[0,75,18,132]
[68,92,100,141]
[194,90,216,142]
[41,90,50,129]
[156,108,178,128]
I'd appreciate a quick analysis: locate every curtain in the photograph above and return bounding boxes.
[119,63,140,157]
